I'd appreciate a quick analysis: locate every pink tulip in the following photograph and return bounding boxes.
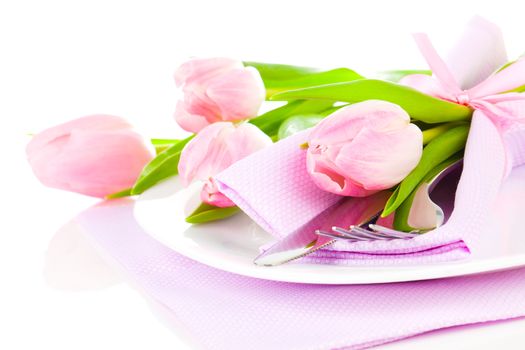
[26,115,154,198]
[200,178,235,208]
[178,122,272,207]
[174,57,266,133]
[306,100,423,197]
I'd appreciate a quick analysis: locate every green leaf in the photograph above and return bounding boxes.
[131,136,194,195]
[244,61,364,98]
[496,60,516,73]
[277,114,324,140]
[105,188,132,199]
[244,61,320,80]
[249,100,334,136]
[270,79,473,123]
[393,153,463,232]
[185,203,241,224]
[263,69,364,98]
[376,69,431,82]
[382,124,470,217]
[151,138,182,154]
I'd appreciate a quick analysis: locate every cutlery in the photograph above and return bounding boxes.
[253,192,389,266]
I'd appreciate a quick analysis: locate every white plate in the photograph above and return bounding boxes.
[134,173,525,284]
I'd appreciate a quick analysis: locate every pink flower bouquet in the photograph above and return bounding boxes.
[28,16,525,266]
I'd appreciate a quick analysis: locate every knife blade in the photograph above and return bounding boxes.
[253,192,391,266]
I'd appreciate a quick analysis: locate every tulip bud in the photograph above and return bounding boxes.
[178,122,272,207]
[26,115,153,198]
[174,58,266,133]
[306,100,423,196]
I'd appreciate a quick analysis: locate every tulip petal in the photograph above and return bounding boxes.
[225,123,273,163]
[174,57,242,87]
[174,100,216,133]
[335,124,423,191]
[306,152,374,197]
[28,123,152,198]
[206,67,265,120]
[26,115,152,198]
[26,114,131,157]
[177,122,234,186]
[174,58,265,130]
[201,179,236,207]
[309,100,410,148]
[306,101,423,196]
[178,122,272,189]
[56,130,152,197]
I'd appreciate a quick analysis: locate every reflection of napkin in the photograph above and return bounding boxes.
[216,115,525,265]
[80,201,525,350]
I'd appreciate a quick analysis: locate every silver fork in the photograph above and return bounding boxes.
[253,218,420,267]
[316,224,421,242]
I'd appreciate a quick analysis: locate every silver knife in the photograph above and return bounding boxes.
[253,226,334,266]
[253,193,390,266]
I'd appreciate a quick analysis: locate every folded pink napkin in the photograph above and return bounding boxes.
[217,115,525,264]
[79,200,525,350]
[216,17,525,265]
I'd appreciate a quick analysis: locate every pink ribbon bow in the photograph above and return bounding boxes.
[402,17,525,172]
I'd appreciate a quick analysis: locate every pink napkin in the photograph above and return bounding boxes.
[216,17,525,265]
[216,117,525,264]
[79,200,525,350]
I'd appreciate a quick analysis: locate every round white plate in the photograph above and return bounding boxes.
[134,176,525,284]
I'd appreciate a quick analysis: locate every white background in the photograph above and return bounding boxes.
[1,0,525,349]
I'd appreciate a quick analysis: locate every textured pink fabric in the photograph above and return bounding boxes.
[217,115,525,264]
[79,201,525,350]
[217,129,342,237]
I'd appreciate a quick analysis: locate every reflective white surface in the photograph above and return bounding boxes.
[4,0,525,348]
[1,143,192,349]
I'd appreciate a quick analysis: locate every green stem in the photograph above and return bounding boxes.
[151,138,182,154]
[422,122,466,145]
[105,188,132,199]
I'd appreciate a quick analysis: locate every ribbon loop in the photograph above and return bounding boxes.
[412,33,462,95]
[404,22,525,177]
[409,28,525,140]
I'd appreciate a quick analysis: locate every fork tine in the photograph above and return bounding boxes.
[332,226,373,241]
[349,226,394,240]
[368,224,420,238]
[316,224,420,243]
[349,226,397,240]
[316,222,421,243]
[316,229,360,241]
[332,226,393,241]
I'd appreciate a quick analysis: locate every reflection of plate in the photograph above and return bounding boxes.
[134,168,525,285]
